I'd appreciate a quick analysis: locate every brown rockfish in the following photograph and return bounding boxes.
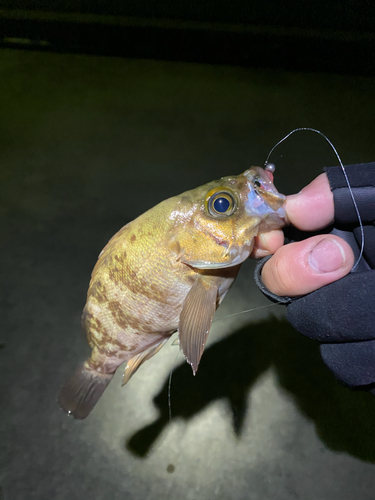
[58,165,285,419]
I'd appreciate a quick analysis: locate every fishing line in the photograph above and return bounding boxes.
[213,302,278,322]
[167,302,279,420]
[264,127,364,269]
[168,300,279,418]
[168,344,182,422]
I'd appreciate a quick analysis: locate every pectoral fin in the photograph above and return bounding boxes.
[178,275,218,375]
[122,337,169,386]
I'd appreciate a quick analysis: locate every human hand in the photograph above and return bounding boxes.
[252,172,355,295]
[253,164,375,391]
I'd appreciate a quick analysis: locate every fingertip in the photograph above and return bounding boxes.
[286,173,334,230]
[308,237,354,273]
[251,229,285,259]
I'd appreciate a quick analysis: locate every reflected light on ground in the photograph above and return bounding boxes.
[74,273,300,497]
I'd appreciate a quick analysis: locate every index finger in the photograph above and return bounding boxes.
[251,172,334,259]
[285,173,334,231]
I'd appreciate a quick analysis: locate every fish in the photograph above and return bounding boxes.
[58,165,286,419]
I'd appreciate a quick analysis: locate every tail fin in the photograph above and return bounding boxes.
[58,363,113,419]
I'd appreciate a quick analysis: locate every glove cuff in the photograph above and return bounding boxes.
[253,255,293,305]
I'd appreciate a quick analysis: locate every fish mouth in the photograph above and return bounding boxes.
[186,243,253,269]
[243,169,286,218]
[226,244,252,266]
[256,187,286,212]
[273,205,286,219]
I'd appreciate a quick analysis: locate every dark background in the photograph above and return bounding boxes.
[2,3,375,500]
[2,0,374,28]
[1,1,375,74]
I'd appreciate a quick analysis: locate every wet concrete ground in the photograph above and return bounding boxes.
[1,48,375,499]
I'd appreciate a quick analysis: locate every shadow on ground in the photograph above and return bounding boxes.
[127,317,375,462]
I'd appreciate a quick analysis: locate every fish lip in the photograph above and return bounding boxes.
[243,172,286,218]
[275,205,286,219]
[185,244,252,269]
[186,258,245,269]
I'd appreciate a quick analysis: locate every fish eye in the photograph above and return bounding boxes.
[205,188,237,218]
[213,197,230,212]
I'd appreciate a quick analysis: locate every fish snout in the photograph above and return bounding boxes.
[243,166,286,218]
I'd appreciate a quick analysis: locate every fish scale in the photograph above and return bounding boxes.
[58,166,286,419]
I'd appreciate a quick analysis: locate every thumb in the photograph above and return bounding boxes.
[261,235,355,297]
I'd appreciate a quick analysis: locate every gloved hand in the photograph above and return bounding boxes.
[254,163,375,390]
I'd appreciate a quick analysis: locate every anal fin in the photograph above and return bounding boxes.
[122,337,169,386]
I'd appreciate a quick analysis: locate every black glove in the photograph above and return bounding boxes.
[255,163,375,390]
